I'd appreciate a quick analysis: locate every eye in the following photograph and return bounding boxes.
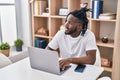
[65,19,73,25]
[68,21,73,25]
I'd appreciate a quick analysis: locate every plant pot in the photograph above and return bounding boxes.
[0,49,10,57]
[16,46,22,51]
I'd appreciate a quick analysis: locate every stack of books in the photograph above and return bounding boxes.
[99,13,116,20]
[34,0,40,15]
[34,38,47,49]
[34,0,47,15]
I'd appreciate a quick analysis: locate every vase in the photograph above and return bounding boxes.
[16,46,22,51]
[0,49,10,57]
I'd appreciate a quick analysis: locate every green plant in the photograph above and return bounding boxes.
[0,42,10,50]
[14,39,24,47]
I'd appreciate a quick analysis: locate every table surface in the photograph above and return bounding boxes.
[0,58,104,80]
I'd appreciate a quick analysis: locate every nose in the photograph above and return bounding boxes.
[64,21,68,29]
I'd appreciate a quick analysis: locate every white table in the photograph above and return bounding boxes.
[0,58,104,80]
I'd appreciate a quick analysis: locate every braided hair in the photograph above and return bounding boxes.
[66,7,91,36]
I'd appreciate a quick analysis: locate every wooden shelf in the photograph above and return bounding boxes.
[96,39,114,48]
[91,18,116,22]
[34,34,52,39]
[34,15,49,18]
[50,15,66,19]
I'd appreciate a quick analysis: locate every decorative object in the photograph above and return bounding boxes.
[101,32,113,43]
[58,8,68,16]
[36,27,48,36]
[14,39,24,51]
[0,42,10,57]
[101,37,108,43]
[42,8,50,16]
[101,31,113,43]
[101,57,112,67]
[45,8,49,13]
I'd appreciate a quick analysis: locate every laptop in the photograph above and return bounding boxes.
[28,47,70,75]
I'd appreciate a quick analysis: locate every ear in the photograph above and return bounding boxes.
[77,24,82,32]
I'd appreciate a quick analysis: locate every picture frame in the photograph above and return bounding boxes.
[58,8,68,16]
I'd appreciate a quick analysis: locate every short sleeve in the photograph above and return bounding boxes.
[85,32,97,51]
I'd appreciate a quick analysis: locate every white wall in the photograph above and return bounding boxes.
[15,0,32,46]
[0,5,17,45]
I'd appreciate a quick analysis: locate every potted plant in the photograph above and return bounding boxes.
[14,39,24,51]
[0,42,10,57]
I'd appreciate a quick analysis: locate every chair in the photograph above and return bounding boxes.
[94,47,101,66]
[94,47,111,80]
[0,53,12,68]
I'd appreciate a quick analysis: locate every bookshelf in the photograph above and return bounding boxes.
[30,0,120,79]
[90,0,118,79]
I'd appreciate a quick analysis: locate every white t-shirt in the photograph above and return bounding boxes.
[48,29,97,59]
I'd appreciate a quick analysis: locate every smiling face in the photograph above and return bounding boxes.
[64,14,82,37]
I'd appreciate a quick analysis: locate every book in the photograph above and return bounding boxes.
[39,39,47,49]
[39,0,47,15]
[99,13,116,20]
[99,13,116,16]
[34,0,40,15]
[34,38,47,49]
[99,15,116,20]
[34,38,39,47]
[34,0,47,15]
[92,0,103,19]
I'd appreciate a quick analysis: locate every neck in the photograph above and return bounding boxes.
[70,31,81,38]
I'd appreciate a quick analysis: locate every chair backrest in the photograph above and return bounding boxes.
[94,47,101,66]
[0,53,12,68]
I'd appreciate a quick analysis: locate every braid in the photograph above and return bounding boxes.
[66,7,91,36]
